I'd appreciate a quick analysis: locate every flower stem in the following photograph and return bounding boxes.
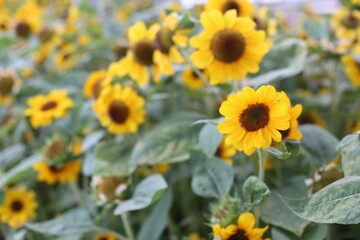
[121,213,134,240]
[92,225,128,240]
[255,148,267,227]
[69,181,87,210]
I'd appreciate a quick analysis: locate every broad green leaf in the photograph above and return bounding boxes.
[81,130,105,152]
[299,124,339,165]
[265,140,300,160]
[191,152,234,198]
[25,208,93,236]
[337,132,360,177]
[131,112,204,166]
[0,154,40,188]
[251,38,307,87]
[303,19,329,41]
[137,190,173,240]
[178,13,196,29]
[114,174,168,215]
[0,144,26,168]
[93,141,134,177]
[302,224,327,240]
[280,176,360,224]
[271,227,296,240]
[198,123,223,157]
[243,176,270,206]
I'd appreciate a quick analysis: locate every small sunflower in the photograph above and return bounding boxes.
[278,92,302,140]
[93,84,146,135]
[188,233,206,240]
[341,54,360,87]
[93,233,116,240]
[0,69,20,105]
[0,187,37,228]
[24,90,74,129]
[0,10,10,31]
[212,212,269,240]
[190,10,270,85]
[298,111,327,128]
[83,70,111,99]
[215,137,236,164]
[33,160,82,184]
[13,1,43,38]
[182,68,207,90]
[115,22,160,85]
[218,85,290,156]
[331,7,360,41]
[54,44,78,71]
[206,0,254,18]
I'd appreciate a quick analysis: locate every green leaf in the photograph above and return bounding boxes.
[271,227,297,240]
[280,176,360,224]
[0,154,40,188]
[299,124,339,165]
[243,176,270,206]
[0,144,26,168]
[251,38,307,87]
[198,123,223,157]
[265,140,300,160]
[131,112,204,166]
[93,141,135,177]
[25,208,93,236]
[114,174,168,215]
[177,13,196,29]
[337,132,360,177]
[137,190,173,240]
[302,224,327,240]
[81,130,105,152]
[303,19,329,41]
[191,152,234,198]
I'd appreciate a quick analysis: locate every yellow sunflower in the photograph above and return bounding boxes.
[54,44,78,71]
[215,137,236,164]
[212,212,269,240]
[218,85,290,156]
[83,70,111,99]
[298,111,327,128]
[93,233,116,240]
[190,10,270,85]
[33,160,82,184]
[206,0,254,18]
[153,12,186,80]
[24,90,74,129]
[331,6,360,41]
[0,10,10,31]
[353,121,360,132]
[0,187,37,228]
[278,92,302,140]
[188,233,206,240]
[182,68,207,90]
[93,84,145,135]
[341,54,360,87]
[13,0,43,38]
[114,22,160,85]
[0,69,20,105]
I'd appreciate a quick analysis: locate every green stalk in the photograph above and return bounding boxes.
[255,148,266,227]
[121,213,134,240]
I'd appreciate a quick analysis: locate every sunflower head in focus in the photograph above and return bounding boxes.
[341,54,360,87]
[278,92,302,140]
[83,70,111,99]
[93,233,116,240]
[331,7,360,41]
[218,85,290,156]
[93,84,146,135]
[14,0,43,38]
[0,187,37,227]
[115,22,160,85]
[206,0,254,18]
[215,137,236,164]
[24,90,74,129]
[190,10,270,85]
[182,68,208,90]
[212,212,269,240]
[33,160,81,184]
[0,69,20,105]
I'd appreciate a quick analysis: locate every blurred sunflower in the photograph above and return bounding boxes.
[218,85,290,156]
[137,163,170,177]
[206,0,253,18]
[83,70,110,99]
[190,10,269,85]
[341,54,360,87]
[13,0,43,38]
[212,212,269,240]
[331,7,360,41]
[298,111,327,128]
[0,187,37,228]
[182,68,207,90]
[0,10,10,31]
[93,84,146,135]
[24,90,74,129]
[33,160,82,184]
[93,233,116,240]
[54,44,78,71]
[188,233,206,240]
[278,92,302,140]
[115,22,160,85]
[215,137,236,164]
[92,177,127,203]
[0,69,20,105]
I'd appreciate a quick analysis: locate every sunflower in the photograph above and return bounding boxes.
[331,6,360,41]
[278,92,302,140]
[215,137,236,164]
[212,212,269,240]
[93,233,116,240]
[24,90,74,129]
[188,233,206,240]
[182,68,207,90]
[0,187,37,228]
[206,0,254,18]
[33,160,82,184]
[0,10,10,31]
[54,44,78,71]
[83,70,111,99]
[13,0,43,38]
[341,54,360,87]
[153,12,186,80]
[298,111,327,128]
[93,84,145,135]
[189,10,270,85]
[114,22,160,85]
[218,85,290,156]
[0,69,20,105]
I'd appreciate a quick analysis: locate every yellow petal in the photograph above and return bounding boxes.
[190,50,213,69]
[237,212,256,232]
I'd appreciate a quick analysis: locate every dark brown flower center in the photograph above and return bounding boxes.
[114,44,129,60]
[45,140,65,159]
[38,27,55,43]
[210,29,245,63]
[92,78,104,99]
[341,13,359,29]
[222,0,241,14]
[108,100,129,124]
[99,237,108,240]
[228,229,248,240]
[15,21,31,38]
[240,103,270,132]
[0,23,8,30]
[279,128,291,139]
[215,145,223,158]
[11,200,23,212]
[133,40,155,65]
[41,101,57,111]
[155,27,174,55]
[63,53,71,60]
[49,165,63,173]
[0,76,14,95]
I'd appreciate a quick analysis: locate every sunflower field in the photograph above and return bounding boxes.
[1,0,360,239]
